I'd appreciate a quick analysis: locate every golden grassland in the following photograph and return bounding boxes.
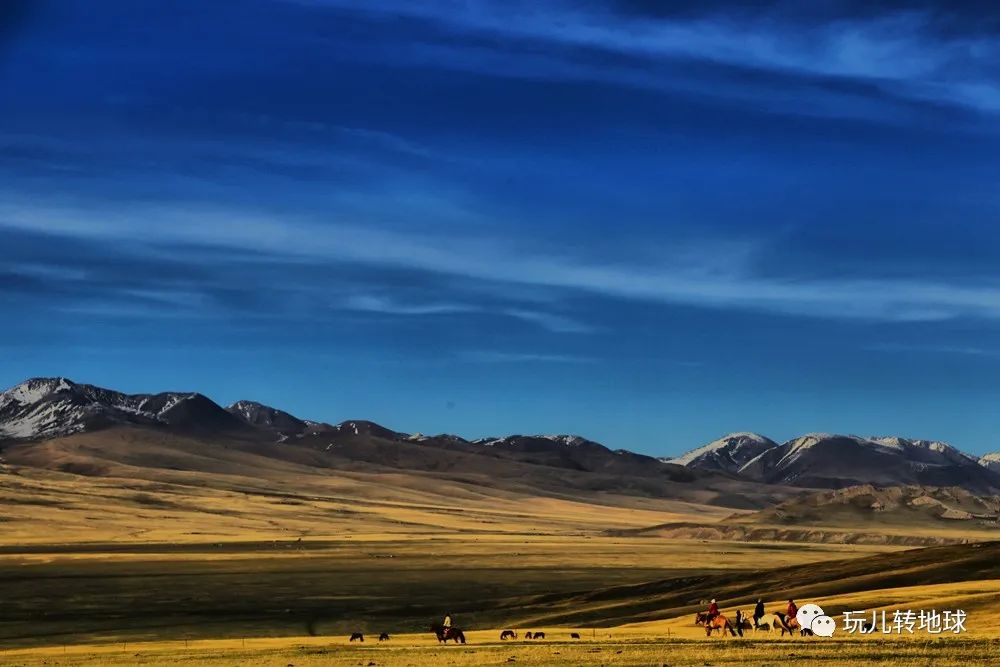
[0,531,890,648]
[3,630,999,666]
[620,580,1000,637]
[3,433,1000,665]
[0,461,738,545]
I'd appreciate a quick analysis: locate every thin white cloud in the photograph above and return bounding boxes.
[867,343,1000,358]
[342,294,475,316]
[458,350,595,364]
[501,309,597,334]
[338,294,594,333]
[298,1,1000,114]
[6,200,1000,323]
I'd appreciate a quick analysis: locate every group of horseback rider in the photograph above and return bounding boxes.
[705,597,798,630]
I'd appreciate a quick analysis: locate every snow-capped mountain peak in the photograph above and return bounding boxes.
[666,432,777,473]
[979,452,1000,473]
[0,378,242,441]
[0,377,75,409]
[733,433,1000,491]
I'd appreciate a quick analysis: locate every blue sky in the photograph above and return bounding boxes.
[2,0,1000,455]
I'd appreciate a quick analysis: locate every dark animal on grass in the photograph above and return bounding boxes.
[500,630,517,640]
[570,632,581,639]
[525,631,533,639]
[431,624,466,644]
[378,632,390,641]
[349,633,364,642]
[694,611,711,625]
[533,631,546,640]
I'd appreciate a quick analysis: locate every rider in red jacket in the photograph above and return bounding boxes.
[708,599,719,618]
[787,599,798,620]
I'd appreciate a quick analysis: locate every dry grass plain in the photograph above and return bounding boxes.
[0,464,890,648]
[2,430,999,665]
[3,632,999,666]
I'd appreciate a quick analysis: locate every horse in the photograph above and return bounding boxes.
[694,611,711,625]
[570,632,581,639]
[431,624,466,644]
[500,630,517,640]
[378,632,390,642]
[349,633,364,642]
[533,631,546,640]
[773,612,802,637]
[525,631,533,639]
[704,614,737,637]
[753,613,782,633]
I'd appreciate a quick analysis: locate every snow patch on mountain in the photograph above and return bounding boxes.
[474,434,595,448]
[980,453,1000,473]
[2,378,73,407]
[0,378,238,441]
[667,432,777,473]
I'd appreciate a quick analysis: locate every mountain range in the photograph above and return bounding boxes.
[2,377,999,496]
[666,431,1000,492]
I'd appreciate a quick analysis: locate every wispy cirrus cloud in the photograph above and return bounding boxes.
[500,309,598,334]
[5,200,1000,324]
[337,294,595,333]
[458,350,595,364]
[867,343,1000,359]
[297,0,1000,115]
[342,294,475,316]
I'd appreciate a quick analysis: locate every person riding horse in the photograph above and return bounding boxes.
[443,613,453,632]
[753,598,765,628]
[706,599,719,623]
[786,599,798,620]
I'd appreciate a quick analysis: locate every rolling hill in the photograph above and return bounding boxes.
[735,484,1000,527]
[504,540,1000,627]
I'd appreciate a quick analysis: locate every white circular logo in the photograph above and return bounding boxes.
[796,603,826,631]
[811,614,836,637]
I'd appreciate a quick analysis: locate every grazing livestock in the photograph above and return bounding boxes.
[431,624,466,644]
[378,632,390,642]
[500,630,517,640]
[570,632,581,639]
[524,631,533,639]
[533,631,546,639]
[349,633,364,642]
